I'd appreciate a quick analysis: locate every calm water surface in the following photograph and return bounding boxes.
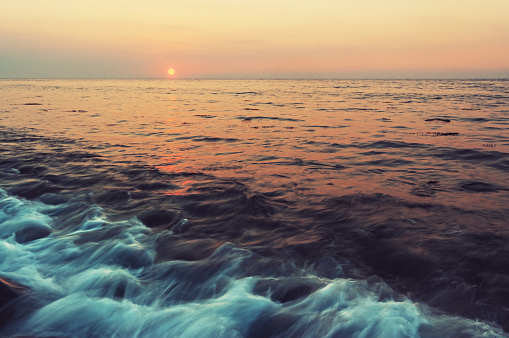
[0,79,508,337]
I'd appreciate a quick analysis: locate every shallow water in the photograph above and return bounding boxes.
[0,79,508,337]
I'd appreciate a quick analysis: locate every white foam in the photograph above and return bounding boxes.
[0,190,52,240]
[281,279,423,337]
[0,188,506,337]
[24,278,274,337]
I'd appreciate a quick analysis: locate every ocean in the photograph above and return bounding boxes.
[0,79,508,337]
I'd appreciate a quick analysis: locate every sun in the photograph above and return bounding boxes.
[168,68,175,76]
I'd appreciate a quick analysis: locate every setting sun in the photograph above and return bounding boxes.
[168,68,175,76]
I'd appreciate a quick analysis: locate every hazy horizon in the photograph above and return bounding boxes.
[1,0,508,79]
[2,76,509,80]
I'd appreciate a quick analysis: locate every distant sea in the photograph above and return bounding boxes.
[1,79,508,337]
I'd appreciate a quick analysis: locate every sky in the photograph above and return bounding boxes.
[1,0,508,79]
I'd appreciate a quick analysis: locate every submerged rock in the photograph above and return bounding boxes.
[460,180,503,192]
[0,276,30,329]
[137,208,183,229]
[425,118,451,123]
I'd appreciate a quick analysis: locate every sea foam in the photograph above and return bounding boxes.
[0,188,506,337]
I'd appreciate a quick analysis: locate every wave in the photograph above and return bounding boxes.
[0,189,506,337]
[2,79,509,336]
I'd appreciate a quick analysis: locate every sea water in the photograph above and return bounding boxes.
[0,79,508,337]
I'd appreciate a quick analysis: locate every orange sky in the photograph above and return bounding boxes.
[1,0,508,78]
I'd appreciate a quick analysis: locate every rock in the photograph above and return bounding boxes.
[425,118,451,123]
[0,276,30,329]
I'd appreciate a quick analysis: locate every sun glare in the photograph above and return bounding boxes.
[168,68,175,76]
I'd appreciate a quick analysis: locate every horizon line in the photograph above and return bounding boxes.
[1,77,508,81]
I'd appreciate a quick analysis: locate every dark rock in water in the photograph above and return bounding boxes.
[17,164,48,176]
[277,285,314,303]
[425,118,451,123]
[38,192,68,205]
[460,180,502,192]
[170,218,190,233]
[193,114,215,118]
[138,208,183,229]
[23,103,42,105]
[429,132,459,136]
[437,132,459,136]
[254,277,326,304]
[113,282,126,299]
[0,276,28,302]
[0,276,30,329]
[66,109,88,113]
[15,224,52,243]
